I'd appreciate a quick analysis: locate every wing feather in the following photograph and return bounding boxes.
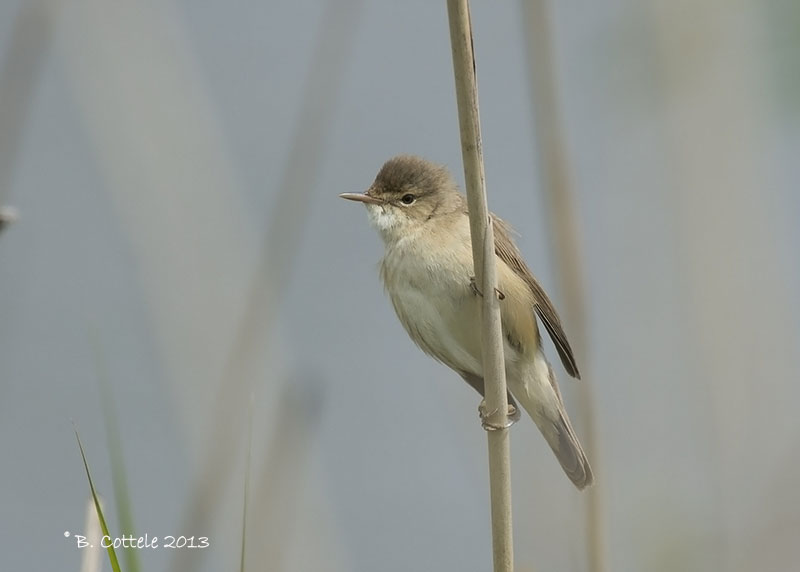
[491,214,581,379]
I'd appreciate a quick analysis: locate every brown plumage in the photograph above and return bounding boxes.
[492,216,581,379]
[340,155,593,489]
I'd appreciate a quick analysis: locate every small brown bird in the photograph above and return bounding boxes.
[340,155,593,489]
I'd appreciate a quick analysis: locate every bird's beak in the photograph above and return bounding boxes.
[339,192,383,205]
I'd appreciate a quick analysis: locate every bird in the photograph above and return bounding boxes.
[340,155,593,489]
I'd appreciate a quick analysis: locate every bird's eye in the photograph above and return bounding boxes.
[400,194,416,205]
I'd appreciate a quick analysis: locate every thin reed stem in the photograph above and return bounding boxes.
[0,0,50,210]
[520,2,606,571]
[173,3,363,566]
[447,1,514,570]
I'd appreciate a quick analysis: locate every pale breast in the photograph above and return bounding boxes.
[380,233,484,376]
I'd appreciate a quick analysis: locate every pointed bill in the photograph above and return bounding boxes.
[338,192,383,205]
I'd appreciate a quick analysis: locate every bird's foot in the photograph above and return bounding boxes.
[469,276,505,300]
[469,276,482,296]
[478,399,519,430]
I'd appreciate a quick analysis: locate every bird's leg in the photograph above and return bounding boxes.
[469,276,505,300]
[478,399,519,430]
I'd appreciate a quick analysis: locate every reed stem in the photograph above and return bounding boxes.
[447,2,514,570]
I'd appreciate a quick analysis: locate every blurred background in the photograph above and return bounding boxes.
[1,1,798,571]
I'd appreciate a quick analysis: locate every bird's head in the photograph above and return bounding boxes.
[340,155,463,244]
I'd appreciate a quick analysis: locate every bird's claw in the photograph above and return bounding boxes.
[469,276,505,300]
[469,276,482,297]
[478,399,519,431]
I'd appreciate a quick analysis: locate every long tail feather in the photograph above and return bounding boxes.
[514,352,594,489]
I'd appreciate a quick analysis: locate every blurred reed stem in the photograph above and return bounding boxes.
[174,2,363,568]
[0,0,51,232]
[239,396,253,572]
[92,335,141,572]
[447,1,515,570]
[246,379,323,571]
[520,2,606,571]
[58,0,257,506]
[647,2,788,568]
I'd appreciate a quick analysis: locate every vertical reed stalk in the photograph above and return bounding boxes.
[0,0,51,235]
[447,1,514,570]
[174,3,363,566]
[521,2,606,571]
[239,396,254,572]
[247,380,322,571]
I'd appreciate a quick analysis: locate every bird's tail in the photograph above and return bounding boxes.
[514,351,593,490]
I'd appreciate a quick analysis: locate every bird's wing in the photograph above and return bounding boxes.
[491,214,581,379]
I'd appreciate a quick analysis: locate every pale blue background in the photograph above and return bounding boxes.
[1,1,798,571]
